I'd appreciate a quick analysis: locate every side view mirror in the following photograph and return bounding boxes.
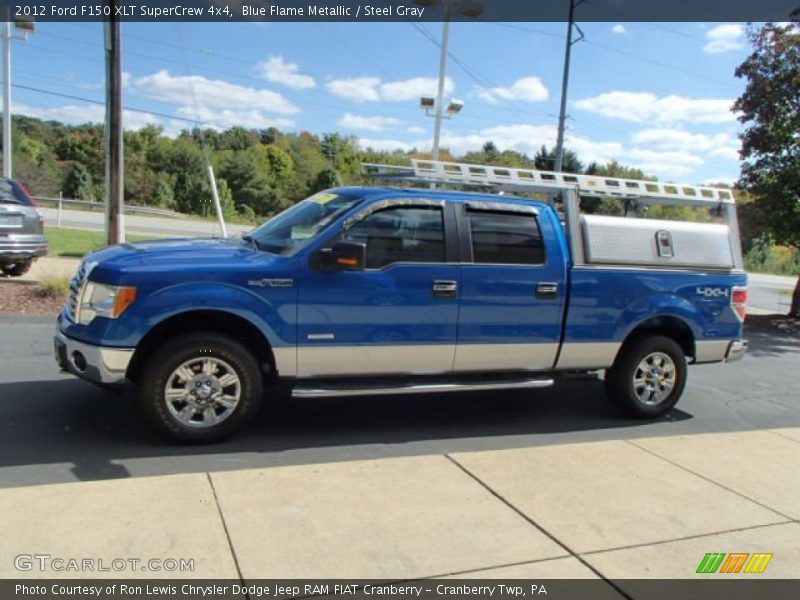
[312,241,366,271]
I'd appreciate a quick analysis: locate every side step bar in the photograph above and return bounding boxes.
[292,377,554,399]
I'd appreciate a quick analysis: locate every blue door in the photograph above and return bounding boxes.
[297,200,459,377]
[454,203,567,371]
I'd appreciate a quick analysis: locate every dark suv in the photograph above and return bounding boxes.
[0,178,48,277]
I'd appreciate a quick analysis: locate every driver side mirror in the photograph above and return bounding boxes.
[312,241,366,271]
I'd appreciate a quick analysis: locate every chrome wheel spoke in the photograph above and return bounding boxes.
[166,388,188,402]
[178,405,196,422]
[202,407,219,425]
[175,365,195,383]
[217,373,238,389]
[202,359,217,375]
[215,394,237,410]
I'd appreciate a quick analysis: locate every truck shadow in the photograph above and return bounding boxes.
[0,376,695,485]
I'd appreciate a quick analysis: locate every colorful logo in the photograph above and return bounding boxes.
[696,553,773,574]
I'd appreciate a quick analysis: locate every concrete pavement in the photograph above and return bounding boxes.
[1,427,798,581]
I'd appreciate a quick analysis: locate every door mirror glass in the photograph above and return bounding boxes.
[313,241,366,271]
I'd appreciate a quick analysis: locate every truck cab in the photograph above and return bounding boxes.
[54,161,747,443]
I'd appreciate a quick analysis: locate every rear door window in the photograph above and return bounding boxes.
[467,209,545,265]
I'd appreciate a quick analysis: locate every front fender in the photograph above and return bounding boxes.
[68,281,296,349]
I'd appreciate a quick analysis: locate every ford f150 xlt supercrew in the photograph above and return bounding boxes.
[54,160,748,442]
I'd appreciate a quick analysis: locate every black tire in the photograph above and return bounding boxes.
[605,334,687,419]
[138,332,263,443]
[2,260,33,277]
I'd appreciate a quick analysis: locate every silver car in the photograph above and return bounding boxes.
[0,178,48,277]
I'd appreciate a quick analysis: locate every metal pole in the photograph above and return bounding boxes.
[104,2,124,245]
[554,0,577,173]
[431,0,451,162]
[57,191,62,228]
[207,164,228,238]
[2,15,12,178]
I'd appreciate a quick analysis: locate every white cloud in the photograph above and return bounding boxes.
[379,77,454,101]
[703,23,745,54]
[358,123,624,166]
[337,113,401,132]
[407,126,426,135]
[631,128,739,159]
[477,76,549,103]
[611,24,627,34]
[130,69,300,115]
[626,148,705,177]
[574,91,735,124]
[326,77,381,103]
[13,102,161,130]
[176,105,295,130]
[326,76,454,103]
[256,55,315,90]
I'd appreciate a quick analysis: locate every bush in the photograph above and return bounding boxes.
[745,242,800,275]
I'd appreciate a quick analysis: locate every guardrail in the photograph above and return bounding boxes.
[33,196,186,219]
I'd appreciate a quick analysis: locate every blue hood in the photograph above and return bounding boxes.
[85,238,287,284]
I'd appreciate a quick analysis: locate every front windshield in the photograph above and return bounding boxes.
[247,191,362,254]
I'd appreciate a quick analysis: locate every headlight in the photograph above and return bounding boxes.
[77,283,137,324]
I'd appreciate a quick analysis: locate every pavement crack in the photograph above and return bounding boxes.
[624,439,794,521]
[207,472,248,597]
[444,454,632,600]
[766,429,800,445]
[580,520,795,556]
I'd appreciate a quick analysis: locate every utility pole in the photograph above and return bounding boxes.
[104,1,124,244]
[554,0,584,172]
[3,13,12,178]
[430,0,451,162]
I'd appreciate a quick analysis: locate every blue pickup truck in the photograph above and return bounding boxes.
[54,161,748,442]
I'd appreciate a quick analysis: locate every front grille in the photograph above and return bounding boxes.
[66,262,87,321]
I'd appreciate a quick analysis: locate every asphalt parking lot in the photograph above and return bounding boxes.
[0,314,797,489]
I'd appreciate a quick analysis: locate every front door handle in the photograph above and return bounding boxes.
[432,280,458,298]
[536,282,559,300]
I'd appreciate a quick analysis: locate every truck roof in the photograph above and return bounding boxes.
[330,185,551,211]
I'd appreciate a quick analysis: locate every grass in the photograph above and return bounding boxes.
[37,273,72,298]
[45,227,157,258]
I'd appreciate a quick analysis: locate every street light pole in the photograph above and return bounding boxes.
[431,0,451,162]
[554,0,584,173]
[104,1,124,244]
[2,16,12,178]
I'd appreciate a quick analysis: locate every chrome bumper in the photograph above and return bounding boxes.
[54,330,133,385]
[725,339,748,363]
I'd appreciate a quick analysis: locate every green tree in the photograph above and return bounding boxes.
[310,168,342,193]
[63,163,94,200]
[534,145,583,173]
[734,19,800,315]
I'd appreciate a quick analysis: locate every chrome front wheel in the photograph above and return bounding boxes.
[164,357,242,428]
[138,332,263,443]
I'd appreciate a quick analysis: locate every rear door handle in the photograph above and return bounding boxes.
[536,282,559,300]
[432,280,458,298]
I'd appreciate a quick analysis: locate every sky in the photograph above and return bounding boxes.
[6,19,756,184]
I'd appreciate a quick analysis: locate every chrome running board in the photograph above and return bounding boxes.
[292,377,554,399]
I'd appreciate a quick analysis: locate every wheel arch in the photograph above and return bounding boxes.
[126,309,278,383]
[616,315,696,363]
